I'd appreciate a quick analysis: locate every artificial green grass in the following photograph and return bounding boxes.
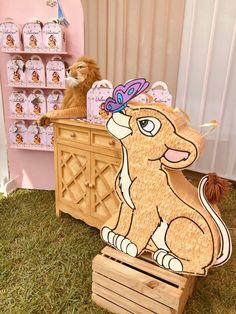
[0,183,235,314]
[0,190,107,314]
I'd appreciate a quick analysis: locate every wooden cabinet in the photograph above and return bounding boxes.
[53,119,121,229]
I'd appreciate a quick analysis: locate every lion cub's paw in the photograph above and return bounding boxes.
[154,249,183,272]
[101,227,138,257]
[126,242,138,257]
[118,237,138,257]
[101,227,118,247]
[109,234,138,257]
[101,227,112,243]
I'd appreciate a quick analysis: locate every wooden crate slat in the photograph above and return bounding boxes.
[93,272,174,314]
[93,254,181,310]
[93,283,156,314]
[178,276,196,314]
[101,246,187,288]
[92,293,132,314]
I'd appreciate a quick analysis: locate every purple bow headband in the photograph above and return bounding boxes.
[102,78,150,113]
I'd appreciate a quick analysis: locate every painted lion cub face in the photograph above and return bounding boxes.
[107,103,204,169]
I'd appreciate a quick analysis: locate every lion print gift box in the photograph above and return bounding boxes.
[27,89,46,119]
[9,121,28,147]
[0,21,22,52]
[28,122,46,148]
[45,124,54,148]
[25,55,45,87]
[7,56,26,86]
[147,81,172,105]
[23,20,43,52]
[46,57,65,88]
[9,91,28,118]
[87,80,113,124]
[42,22,66,52]
[47,90,63,112]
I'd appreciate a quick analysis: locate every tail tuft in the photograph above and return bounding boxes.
[205,173,231,204]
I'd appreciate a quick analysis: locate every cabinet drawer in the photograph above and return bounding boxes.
[57,126,90,144]
[91,130,120,150]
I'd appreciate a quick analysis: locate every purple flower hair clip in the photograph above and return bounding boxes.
[102,78,150,113]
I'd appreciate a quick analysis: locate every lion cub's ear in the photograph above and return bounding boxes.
[161,127,204,170]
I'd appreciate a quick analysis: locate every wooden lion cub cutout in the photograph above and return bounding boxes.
[100,79,232,276]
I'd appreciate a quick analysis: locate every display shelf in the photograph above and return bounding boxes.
[10,145,54,152]
[8,116,38,120]
[7,85,66,90]
[3,51,71,56]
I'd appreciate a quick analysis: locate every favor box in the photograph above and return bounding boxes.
[23,21,43,52]
[9,91,28,118]
[45,124,54,148]
[0,24,2,43]
[147,81,172,106]
[7,57,26,86]
[87,80,113,124]
[47,90,63,112]
[1,21,21,52]
[9,121,28,147]
[133,93,150,103]
[28,122,46,148]
[28,90,46,119]
[42,22,66,52]
[25,56,45,87]
[46,57,65,88]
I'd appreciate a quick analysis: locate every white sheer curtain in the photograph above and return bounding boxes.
[81,0,185,103]
[176,0,236,180]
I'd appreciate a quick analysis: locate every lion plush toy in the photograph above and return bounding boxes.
[38,56,102,126]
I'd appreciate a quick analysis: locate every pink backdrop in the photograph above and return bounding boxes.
[0,0,84,190]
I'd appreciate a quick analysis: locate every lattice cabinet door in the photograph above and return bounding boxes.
[58,144,90,216]
[90,153,121,223]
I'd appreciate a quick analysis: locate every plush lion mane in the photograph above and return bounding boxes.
[63,56,102,110]
[38,56,102,126]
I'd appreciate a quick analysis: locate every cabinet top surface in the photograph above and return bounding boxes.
[52,119,107,131]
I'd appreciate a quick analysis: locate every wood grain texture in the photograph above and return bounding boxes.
[53,120,121,228]
[92,246,195,314]
[101,103,230,276]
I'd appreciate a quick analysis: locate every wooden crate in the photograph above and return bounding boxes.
[92,246,195,314]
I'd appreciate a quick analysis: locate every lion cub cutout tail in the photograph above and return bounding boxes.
[100,78,232,276]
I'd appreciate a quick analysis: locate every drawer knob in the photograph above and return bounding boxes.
[70,132,76,138]
[89,183,95,188]
[146,280,159,289]
[108,140,115,146]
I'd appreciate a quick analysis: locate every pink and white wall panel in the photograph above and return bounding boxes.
[176,0,236,180]
[0,0,84,191]
[0,81,9,192]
